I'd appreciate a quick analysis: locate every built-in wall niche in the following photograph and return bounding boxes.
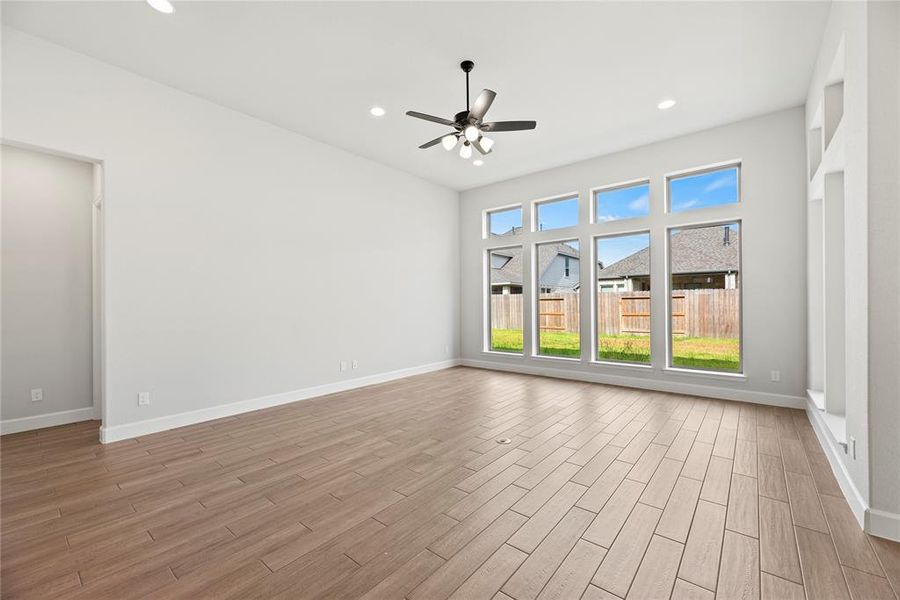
[808,125,823,181]
[824,81,844,150]
[807,197,825,408]
[821,171,846,443]
[807,100,824,182]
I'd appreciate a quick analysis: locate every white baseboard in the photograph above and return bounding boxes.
[99,359,460,444]
[805,397,900,542]
[867,508,900,542]
[0,406,99,435]
[805,397,868,528]
[460,359,805,409]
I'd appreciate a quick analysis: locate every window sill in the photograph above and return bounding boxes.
[531,354,583,363]
[821,410,847,446]
[807,389,825,411]
[482,350,525,358]
[663,367,746,381]
[592,360,653,370]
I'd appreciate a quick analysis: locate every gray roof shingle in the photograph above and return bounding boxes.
[597,225,739,280]
[490,242,579,286]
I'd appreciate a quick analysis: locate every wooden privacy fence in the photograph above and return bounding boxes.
[490,289,740,338]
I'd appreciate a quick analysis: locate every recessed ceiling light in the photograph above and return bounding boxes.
[147,0,174,14]
[657,99,676,110]
[473,159,484,167]
[369,106,386,117]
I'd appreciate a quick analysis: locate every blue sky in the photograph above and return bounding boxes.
[596,183,649,222]
[669,167,739,212]
[536,197,578,231]
[489,207,522,236]
[597,233,649,267]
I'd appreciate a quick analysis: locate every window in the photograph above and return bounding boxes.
[535,240,580,358]
[595,232,651,364]
[486,206,523,238]
[487,247,523,353]
[668,222,741,372]
[564,256,571,277]
[534,195,578,231]
[668,164,740,213]
[595,181,650,222]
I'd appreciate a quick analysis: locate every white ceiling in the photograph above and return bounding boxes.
[2,1,829,191]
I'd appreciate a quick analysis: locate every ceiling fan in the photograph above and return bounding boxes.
[406,60,537,162]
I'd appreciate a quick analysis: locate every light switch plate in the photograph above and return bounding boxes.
[138,392,151,406]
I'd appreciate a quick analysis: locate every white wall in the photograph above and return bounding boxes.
[1,145,94,422]
[1,29,459,439]
[804,0,900,540]
[460,108,807,406]
[866,0,900,537]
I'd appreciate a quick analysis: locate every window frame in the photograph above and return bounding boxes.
[484,244,525,355]
[531,192,580,233]
[592,229,653,368]
[664,219,744,375]
[665,161,742,214]
[483,203,523,240]
[591,177,652,225]
[532,237,581,361]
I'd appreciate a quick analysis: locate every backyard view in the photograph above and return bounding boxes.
[489,222,741,371]
[490,329,740,370]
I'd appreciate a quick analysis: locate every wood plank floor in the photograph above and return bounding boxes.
[2,367,898,599]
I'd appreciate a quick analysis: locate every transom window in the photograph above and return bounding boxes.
[668,164,740,213]
[534,195,578,232]
[486,206,523,238]
[595,181,650,222]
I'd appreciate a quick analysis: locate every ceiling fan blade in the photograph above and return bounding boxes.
[419,134,450,149]
[482,120,537,132]
[470,89,496,121]
[406,111,456,127]
[472,139,491,155]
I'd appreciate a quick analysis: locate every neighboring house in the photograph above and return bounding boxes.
[490,242,580,294]
[596,225,739,291]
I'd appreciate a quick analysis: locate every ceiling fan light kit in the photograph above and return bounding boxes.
[407,59,536,165]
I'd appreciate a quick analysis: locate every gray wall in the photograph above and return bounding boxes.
[540,254,580,291]
[2,29,460,436]
[460,107,807,406]
[866,0,900,532]
[1,145,94,420]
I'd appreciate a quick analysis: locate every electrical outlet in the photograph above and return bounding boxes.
[340,361,347,372]
[770,370,780,382]
[850,436,857,459]
[30,388,43,402]
[352,360,359,370]
[138,392,151,406]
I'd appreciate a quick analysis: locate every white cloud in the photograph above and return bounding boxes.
[597,214,625,222]
[628,193,649,212]
[673,198,699,210]
[704,175,732,193]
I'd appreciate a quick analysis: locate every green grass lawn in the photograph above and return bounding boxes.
[490,329,740,371]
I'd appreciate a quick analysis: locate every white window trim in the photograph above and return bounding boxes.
[532,236,582,361]
[664,219,744,375]
[483,203,524,240]
[531,191,580,233]
[590,177,651,225]
[592,229,653,368]
[485,244,524,354]
[665,160,742,214]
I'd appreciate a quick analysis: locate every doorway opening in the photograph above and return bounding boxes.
[1,142,104,439]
